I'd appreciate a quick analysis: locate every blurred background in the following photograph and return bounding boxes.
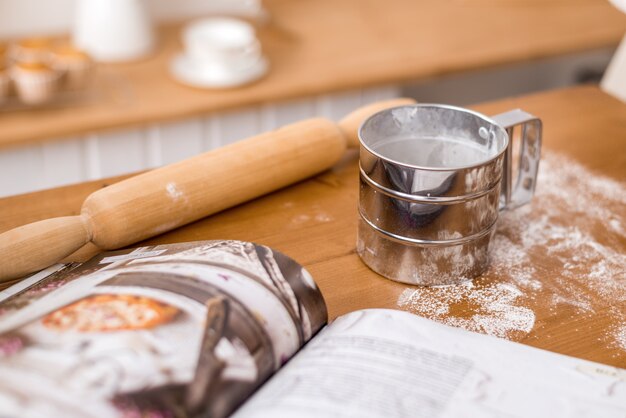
[0,0,624,197]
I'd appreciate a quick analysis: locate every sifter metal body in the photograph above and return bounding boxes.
[356,104,542,286]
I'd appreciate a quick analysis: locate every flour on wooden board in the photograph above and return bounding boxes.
[614,325,626,353]
[290,204,334,225]
[397,281,535,339]
[398,152,626,347]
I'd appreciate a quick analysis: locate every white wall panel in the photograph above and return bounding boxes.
[153,119,205,165]
[41,138,85,189]
[0,146,44,197]
[261,98,315,131]
[145,127,163,169]
[94,129,147,178]
[0,0,263,38]
[0,0,75,38]
[316,90,363,121]
[361,85,403,104]
[84,134,102,180]
[212,107,260,146]
[150,0,263,22]
[203,116,221,152]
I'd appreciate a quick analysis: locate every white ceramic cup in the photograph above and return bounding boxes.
[73,0,155,62]
[182,18,261,70]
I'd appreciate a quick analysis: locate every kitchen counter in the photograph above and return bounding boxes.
[1,0,625,149]
[1,85,625,368]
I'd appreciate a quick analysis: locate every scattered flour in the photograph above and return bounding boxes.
[291,214,311,224]
[614,325,626,352]
[397,281,535,339]
[165,182,184,201]
[397,152,626,345]
[314,213,333,223]
[291,204,334,225]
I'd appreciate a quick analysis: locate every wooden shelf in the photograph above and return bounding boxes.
[1,0,625,150]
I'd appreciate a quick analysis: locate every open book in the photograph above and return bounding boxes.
[0,241,624,418]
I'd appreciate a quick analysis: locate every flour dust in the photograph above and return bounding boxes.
[398,152,626,347]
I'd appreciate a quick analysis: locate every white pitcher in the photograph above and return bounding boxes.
[73,0,155,62]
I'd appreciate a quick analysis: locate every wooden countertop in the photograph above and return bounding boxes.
[1,0,626,150]
[1,85,625,368]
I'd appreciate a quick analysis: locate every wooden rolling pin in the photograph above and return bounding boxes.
[0,98,415,282]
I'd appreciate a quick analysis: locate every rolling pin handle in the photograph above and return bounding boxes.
[0,215,91,282]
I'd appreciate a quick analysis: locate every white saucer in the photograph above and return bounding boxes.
[169,53,269,89]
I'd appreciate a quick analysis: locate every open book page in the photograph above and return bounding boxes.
[0,240,327,418]
[234,309,626,418]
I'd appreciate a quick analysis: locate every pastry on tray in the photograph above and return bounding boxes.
[49,43,94,89]
[11,61,61,105]
[11,37,53,64]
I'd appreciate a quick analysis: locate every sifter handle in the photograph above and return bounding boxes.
[491,109,542,210]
